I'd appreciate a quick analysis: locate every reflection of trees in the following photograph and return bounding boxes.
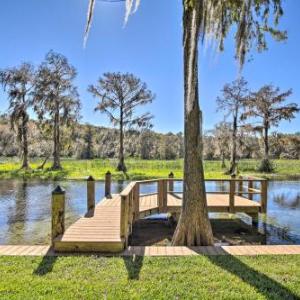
[116,180,126,193]
[0,179,16,196]
[273,193,300,209]
[263,215,299,244]
[7,180,28,244]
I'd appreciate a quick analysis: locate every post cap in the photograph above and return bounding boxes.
[169,172,174,177]
[52,185,65,195]
[87,175,95,181]
[106,171,111,175]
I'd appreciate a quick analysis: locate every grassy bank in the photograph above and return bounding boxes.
[0,158,299,180]
[0,255,299,299]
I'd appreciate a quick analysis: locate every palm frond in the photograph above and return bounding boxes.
[84,0,96,48]
[84,0,141,46]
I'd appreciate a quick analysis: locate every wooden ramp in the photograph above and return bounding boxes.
[54,195,124,252]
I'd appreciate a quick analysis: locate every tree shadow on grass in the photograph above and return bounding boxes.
[122,247,145,280]
[33,249,58,276]
[205,252,299,299]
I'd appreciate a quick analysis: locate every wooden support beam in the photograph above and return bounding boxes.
[158,180,163,212]
[87,175,95,211]
[105,171,111,198]
[133,183,140,221]
[158,179,168,213]
[248,212,259,229]
[261,180,268,213]
[248,178,253,200]
[229,179,235,213]
[168,172,174,192]
[238,176,243,197]
[163,179,168,210]
[120,195,127,242]
[51,186,65,246]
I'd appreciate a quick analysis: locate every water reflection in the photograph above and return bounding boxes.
[6,180,28,244]
[0,179,299,245]
[273,193,300,209]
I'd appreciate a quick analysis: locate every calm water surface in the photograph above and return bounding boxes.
[0,180,299,245]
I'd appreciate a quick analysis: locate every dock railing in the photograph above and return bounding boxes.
[112,174,268,245]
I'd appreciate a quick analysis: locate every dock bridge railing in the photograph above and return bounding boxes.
[118,175,268,246]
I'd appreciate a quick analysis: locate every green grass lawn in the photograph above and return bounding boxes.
[0,255,299,299]
[0,158,299,180]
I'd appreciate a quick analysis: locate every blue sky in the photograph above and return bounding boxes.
[0,0,299,133]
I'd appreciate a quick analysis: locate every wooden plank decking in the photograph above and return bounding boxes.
[1,245,300,256]
[54,193,261,253]
[54,196,124,252]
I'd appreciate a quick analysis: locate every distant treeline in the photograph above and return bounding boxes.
[0,115,299,161]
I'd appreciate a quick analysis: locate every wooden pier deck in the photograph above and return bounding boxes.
[54,196,123,252]
[53,177,267,253]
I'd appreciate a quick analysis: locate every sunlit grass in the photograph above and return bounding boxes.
[0,255,299,299]
[0,158,299,180]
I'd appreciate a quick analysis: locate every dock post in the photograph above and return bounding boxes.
[133,182,140,221]
[51,186,65,246]
[120,195,129,247]
[163,179,168,211]
[105,171,111,198]
[168,172,174,193]
[238,176,243,197]
[248,212,259,229]
[229,179,235,213]
[261,180,268,213]
[87,176,95,211]
[248,177,253,200]
[158,179,167,213]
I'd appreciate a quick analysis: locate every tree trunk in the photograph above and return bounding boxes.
[258,120,273,172]
[52,103,62,170]
[264,124,269,160]
[221,151,226,168]
[172,2,214,246]
[20,112,30,169]
[228,114,237,175]
[37,155,50,170]
[117,108,127,172]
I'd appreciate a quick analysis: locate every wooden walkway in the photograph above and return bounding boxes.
[49,177,269,253]
[1,245,300,256]
[53,192,261,252]
[54,196,124,252]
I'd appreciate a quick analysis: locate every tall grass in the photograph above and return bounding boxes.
[0,158,299,180]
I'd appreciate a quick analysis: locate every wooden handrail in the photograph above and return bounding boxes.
[120,181,136,197]
[242,185,261,193]
[136,177,267,183]
[119,176,268,244]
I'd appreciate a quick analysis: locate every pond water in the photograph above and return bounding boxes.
[0,179,299,245]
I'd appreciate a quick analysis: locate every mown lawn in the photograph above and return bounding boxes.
[0,255,299,299]
[0,158,299,180]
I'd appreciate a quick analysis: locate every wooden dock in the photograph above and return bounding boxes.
[52,176,267,253]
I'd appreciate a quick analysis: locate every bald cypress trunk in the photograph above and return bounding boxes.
[172,2,214,246]
[20,112,29,169]
[263,122,269,161]
[259,119,273,172]
[52,101,62,170]
[117,108,127,172]
[228,113,238,175]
